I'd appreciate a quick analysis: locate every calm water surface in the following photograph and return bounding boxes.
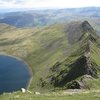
[0,55,32,93]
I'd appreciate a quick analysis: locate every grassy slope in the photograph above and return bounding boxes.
[0,90,100,100]
[0,23,70,91]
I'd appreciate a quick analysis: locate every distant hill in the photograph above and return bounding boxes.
[0,7,100,30]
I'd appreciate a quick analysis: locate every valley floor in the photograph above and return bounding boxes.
[0,89,100,100]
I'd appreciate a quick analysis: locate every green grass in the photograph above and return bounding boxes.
[0,90,100,100]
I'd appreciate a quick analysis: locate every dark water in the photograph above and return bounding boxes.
[0,55,32,93]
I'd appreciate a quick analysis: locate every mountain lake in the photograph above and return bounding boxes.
[0,55,32,94]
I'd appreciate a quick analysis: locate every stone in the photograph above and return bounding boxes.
[21,88,26,93]
[35,92,40,94]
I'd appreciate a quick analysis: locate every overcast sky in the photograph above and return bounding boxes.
[0,0,100,9]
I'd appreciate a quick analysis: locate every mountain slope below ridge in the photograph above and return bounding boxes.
[0,23,70,91]
[43,21,100,90]
[0,21,100,91]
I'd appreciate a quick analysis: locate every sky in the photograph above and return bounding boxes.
[0,0,100,9]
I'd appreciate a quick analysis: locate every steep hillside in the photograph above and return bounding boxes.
[0,21,100,91]
[44,21,100,90]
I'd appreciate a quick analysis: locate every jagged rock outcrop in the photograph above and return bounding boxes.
[66,21,96,44]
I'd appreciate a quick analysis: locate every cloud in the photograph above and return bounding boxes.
[14,0,26,4]
[0,0,25,4]
[0,0,100,9]
[0,0,23,2]
[0,0,13,2]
